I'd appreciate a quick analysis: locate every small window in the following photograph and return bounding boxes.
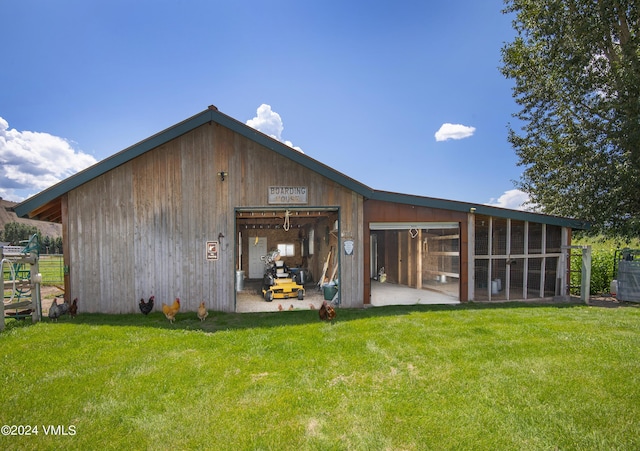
[277,243,295,257]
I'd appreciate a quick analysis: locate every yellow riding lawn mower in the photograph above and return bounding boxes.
[261,250,305,302]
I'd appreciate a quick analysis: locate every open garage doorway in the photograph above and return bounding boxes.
[235,208,339,312]
[369,222,460,306]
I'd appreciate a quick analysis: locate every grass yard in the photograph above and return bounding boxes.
[1,303,639,450]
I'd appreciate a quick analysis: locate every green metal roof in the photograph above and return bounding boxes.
[13,106,589,230]
[371,190,589,229]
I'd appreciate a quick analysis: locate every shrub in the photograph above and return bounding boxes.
[570,247,624,295]
[570,237,640,296]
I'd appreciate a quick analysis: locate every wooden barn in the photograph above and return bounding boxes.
[14,106,588,314]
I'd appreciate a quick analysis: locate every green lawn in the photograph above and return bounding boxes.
[1,303,639,450]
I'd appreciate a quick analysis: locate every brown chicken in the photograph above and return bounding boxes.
[162,298,180,323]
[318,300,336,321]
[69,298,78,318]
[197,301,208,322]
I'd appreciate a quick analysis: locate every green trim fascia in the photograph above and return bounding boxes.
[369,190,589,229]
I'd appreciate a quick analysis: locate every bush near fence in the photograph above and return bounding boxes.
[570,237,640,296]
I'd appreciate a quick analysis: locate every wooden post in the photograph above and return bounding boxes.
[1,252,7,331]
[61,194,70,302]
[467,213,475,301]
[581,246,592,304]
[416,230,422,290]
[398,233,403,285]
[31,253,42,323]
[407,231,414,287]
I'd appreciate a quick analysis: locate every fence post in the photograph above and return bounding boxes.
[31,253,42,323]
[1,252,6,331]
[581,246,592,304]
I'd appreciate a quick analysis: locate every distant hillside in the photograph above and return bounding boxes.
[0,198,62,239]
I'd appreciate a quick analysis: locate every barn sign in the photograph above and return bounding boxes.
[206,241,219,261]
[268,186,308,204]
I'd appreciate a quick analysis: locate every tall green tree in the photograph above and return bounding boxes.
[501,0,640,239]
[54,237,63,254]
[41,235,51,254]
[2,222,39,246]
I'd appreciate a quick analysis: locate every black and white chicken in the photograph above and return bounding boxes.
[58,300,69,316]
[48,299,60,321]
[48,298,69,321]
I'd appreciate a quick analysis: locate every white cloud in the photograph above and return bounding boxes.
[434,123,476,142]
[485,189,531,210]
[0,117,97,201]
[246,104,303,153]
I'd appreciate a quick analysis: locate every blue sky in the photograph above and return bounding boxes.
[0,0,528,209]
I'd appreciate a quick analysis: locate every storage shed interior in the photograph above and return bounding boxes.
[235,208,339,296]
[371,226,460,300]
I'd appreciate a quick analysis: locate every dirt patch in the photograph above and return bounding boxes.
[40,285,65,313]
[587,295,639,308]
[41,285,64,299]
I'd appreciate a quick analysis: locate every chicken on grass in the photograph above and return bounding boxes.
[69,298,78,318]
[139,296,154,315]
[48,299,61,322]
[318,300,336,321]
[197,301,208,322]
[48,298,70,322]
[162,298,180,323]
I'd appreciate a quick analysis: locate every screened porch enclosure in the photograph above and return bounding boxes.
[472,215,567,301]
[370,223,460,304]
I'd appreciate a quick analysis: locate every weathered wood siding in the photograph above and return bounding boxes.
[67,123,364,313]
[67,163,135,313]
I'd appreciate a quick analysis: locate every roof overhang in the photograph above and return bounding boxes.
[370,190,590,230]
[13,106,590,231]
[14,106,374,221]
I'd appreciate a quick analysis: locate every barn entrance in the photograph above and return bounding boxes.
[369,222,460,305]
[234,208,340,312]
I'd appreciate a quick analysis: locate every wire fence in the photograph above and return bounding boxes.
[2,255,64,302]
[2,254,64,285]
[38,254,65,285]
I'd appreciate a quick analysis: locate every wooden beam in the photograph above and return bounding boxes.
[416,229,422,289]
[62,194,70,303]
[27,198,62,222]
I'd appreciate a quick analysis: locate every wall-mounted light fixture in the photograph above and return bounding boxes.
[218,232,225,240]
[469,207,476,213]
[218,171,228,181]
